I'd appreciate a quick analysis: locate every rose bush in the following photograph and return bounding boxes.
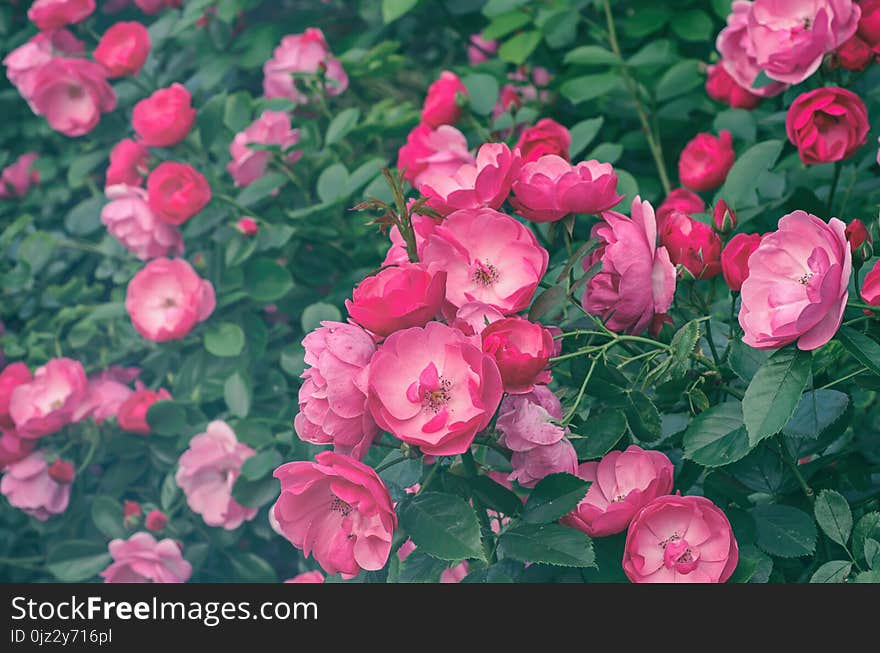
[1,0,880,585]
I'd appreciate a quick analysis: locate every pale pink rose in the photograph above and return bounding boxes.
[0,363,32,430]
[623,494,738,583]
[396,537,417,562]
[105,139,149,188]
[419,143,521,216]
[510,155,621,223]
[397,123,475,188]
[420,208,549,315]
[0,452,71,520]
[72,366,139,423]
[367,322,503,456]
[294,321,379,461]
[29,58,116,137]
[227,110,301,187]
[740,211,851,350]
[468,33,498,65]
[9,358,87,439]
[510,439,578,488]
[496,385,566,452]
[3,29,84,103]
[0,153,40,200]
[583,197,677,335]
[263,28,348,104]
[28,0,95,30]
[0,429,34,470]
[100,532,192,583]
[716,0,788,96]
[175,420,258,530]
[102,185,184,261]
[747,0,861,84]
[440,561,470,583]
[381,213,440,267]
[125,258,215,342]
[450,302,505,336]
[272,451,397,577]
[285,570,325,584]
[561,446,674,538]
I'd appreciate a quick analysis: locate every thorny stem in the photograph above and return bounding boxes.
[820,367,869,389]
[374,454,409,474]
[461,449,497,563]
[827,160,842,216]
[777,439,814,503]
[416,463,441,496]
[562,355,600,424]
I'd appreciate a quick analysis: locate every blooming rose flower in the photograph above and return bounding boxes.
[132,83,196,147]
[656,187,705,225]
[514,118,572,163]
[481,318,554,394]
[583,197,677,335]
[285,570,325,584]
[72,366,138,423]
[176,420,258,530]
[397,123,475,188]
[421,208,548,315]
[29,58,116,137]
[382,213,440,267]
[510,439,578,487]
[747,0,860,84]
[105,139,149,188]
[9,358,87,439]
[740,211,851,350]
[100,532,192,583]
[623,494,738,583]
[786,86,869,165]
[440,562,470,583]
[145,509,167,532]
[420,142,521,215]
[834,34,875,69]
[294,321,379,460]
[716,0,788,96]
[678,131,735,192]
[0,430,34,470]
[861,259,880,309]
[721,232,763,292]
[511,155,621,222]
[263,28,348,104]
[4,29,84,103]
[0,153,39,200]
[28,0,95,30]
[468,33,498,65]
[147,162,211,225]
[0,452,71,520]
[0,363,32,430]
[102,185,184,261]
[125,257,216,342]
[227,110,301,187]
[346,265,446,338]
[367,322,503,456]
[421,71,468,127]
[94,21,151,77]
[451,302,505,336]
[272,451,397,577]
[116,385,172,435]
[561,446,674,537]
[134,0,182,14]
[705,63,761,110]
[659,211,723,280]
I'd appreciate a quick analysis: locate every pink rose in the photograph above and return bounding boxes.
[659,211,723,280]
[678,131,735,192]
[0,430,34,470]
[147,162,211,225]
[421,208,549,315]
[382,213,439,267]
[656,187,705,225]
[100,532,192,583]
[859,0,880,46]
[0,153,39,200]
[786,86,869,165]
[397,123,475,188]
[262,28,348,104]
[623,494,738,583]
[30,58,116,137]
[747,0,860,84]
[125,257,216,342]
[861,259,880,308]
[285,570,325,584]
[176,420,258,530]
[9,358,87,439]
[101,185,184,261]
[705,64,761,110]
[740,211,851,350]
[134,0,182,14]
[514,118,572,163]
[0,452,71,520]
[713,199,737,233]
[421,71,468,128]
[346,264,446,338]
[716,1,788,96]
[440,562,470,583]
[721,232,763,292]
[117,385,172,435]
[0,363,32,430]
[294,321,379,461]
[105,139,149,188]
[420,142,521,215]
[72,366,138,423]
[4,29,84,103]
[561,446,674,537]
[237,217,258,235]
[468,33,498,65]
[94,21,151,77]
[145,509,167,532]
[272,451,397,577]
[450,302,505,336]
[511,155,621,222]
[583,197,677,335]
[481,318,554,394]
[510,439,578,488]
[367,322,503,456]
[28,0,95,30]
[493,83,522,120]
[132,83,196,147]
[834,34,875,68]
[227,110,301,187]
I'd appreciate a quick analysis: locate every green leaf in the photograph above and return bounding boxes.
[47,541,112,582]
[656,59,702,102]
[683,401,750,467]
[232,474,278,509]
[204,322,245,358]
[223,92,252,133]
[669,319,701,378]
[836,326,880,376]
[853,512,880,563]
[625,391,662,442]
[729,340,770,382]
[560,73,619,104]
[571,409,627,459]
[670,9,714,42]
[325,107,360,146]
[752,504,817,558]
[67,150,107,188]
[91,496,125,539]
[522,473,589,524]
[396,551,448,583]
[462,73,500,116]
[483,0,529,17]
[498,524,595,567]
[244,257,294,303]
[627,39,676,67]
[199,91,228,148]
[65,196,105,236]
[280,344,306,377]
[528,285,565,321]
[317,163,350,203]
[568,117,604,158]
[814,489,852,547]
[224,371,251,417]
[301,302,342,333]
[19,232,55,275]
[715,140,783,209]
[235,171,287,207]
[229,552,277,582]
[240,449,282,481]
[864,539,880,569]
[146,401,187,437]
[382,0,418,23]
[564,45,619,66]
[498,30,542,65]
[160,471,179,511]
[743,348,811,447]
[399,492,485,561]
[809,560,852,583]
[482,11,531,40]
[782,390,849,439]
[465,475,522,517]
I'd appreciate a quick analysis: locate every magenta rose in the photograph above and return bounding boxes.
[0,452,72,520]
[722,232,763,292]
[263,28,348,104]
[100,532,192,583]
[421,71,468,127]
[105,139,149,188]
[786,86,869,165]
[117,385,171,435]
[227,110,301,187]
[514,118,572,163]
[659,211,723,280]
[397,123,474,188]
[146,162,212,226]
[481,317,554,394]
[131,83,196,148]
[705,63,761,110]
[30,58,116,137]
[9,358,87,439]
[656,187,705,225]
[28,0,95,30]
[101,185,184,261]
[678,131,735,192]
[0,363,32,430]
[0,153,40,200]
[94,21,151,77]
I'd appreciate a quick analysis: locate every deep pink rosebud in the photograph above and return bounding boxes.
[145,509,167,532]
[786,87,869,165]
[105,139,149,189]
[721,232,763,292]
[834,34,875,70]
[859,0,880,46]
[845,218,872,255]
[0,153,40,200]
[237,217,258,235]
[421,71,468,128]
[659,211,723,280]
[861,259,880,310]
[656,188,705,226]
[514,118,572,163]
[47,459,75,485]
[94,21,151,77]
[123,500,142,524]
[132,83,196,148]
[705,64,761,110]
[678,131,735,192]
[713,199,737,233]
[117,385,172,435]
[481,317,554,394]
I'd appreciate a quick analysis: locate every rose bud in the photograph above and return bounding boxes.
[658,211,723,280]
[514,118,572,163]
[713,199,737,233]
[132,83,196,147]
[480,317,554,394]
[47,459,75,485]
[678,130,735,192]
[786,87,869,165]
[859,0,880,47]
[656,187,705,225]
[237,217,258,235]
[833,35,875,71]
[145,509,167,532]
[0,153,40,200]
[845,218,873,263]
[146,162,211,226]
[421,70,468,128]
[94,21,151,77]
[704,64,760,110]
[721,232,762,292]
[105,139,150,188]
[117,386,172,435]
[123,500,142,526]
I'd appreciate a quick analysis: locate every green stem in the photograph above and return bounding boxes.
[704,319,722,367]
[375,454,409,474]
[416,463,441,496]
[461,449,497,563]
[819,367,869,390]
[562,355,599,424]
[847,301,880,312]
[777,439,814,503]
[826,160,842,216]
